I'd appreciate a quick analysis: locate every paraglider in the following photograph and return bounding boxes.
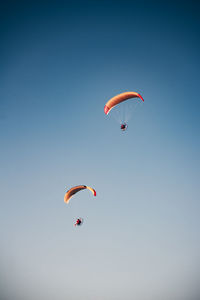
[120,123,128,131]
[104,91,144,130]
[64,185,96,227]
[74,218,83,226]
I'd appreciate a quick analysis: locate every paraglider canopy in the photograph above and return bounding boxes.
[104,91,144,115]
[64,185,96,204]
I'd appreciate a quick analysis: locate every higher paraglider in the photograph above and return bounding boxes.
[64,185,96,204]
[104,91,144,130]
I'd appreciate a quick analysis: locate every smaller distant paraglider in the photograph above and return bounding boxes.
[74,218,83,227]
[64,185,96,227]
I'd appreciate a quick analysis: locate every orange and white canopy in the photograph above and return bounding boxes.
[104,91,144,115]
[64,185,96,204]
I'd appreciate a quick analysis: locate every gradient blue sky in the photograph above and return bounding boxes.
[1,1,200,299]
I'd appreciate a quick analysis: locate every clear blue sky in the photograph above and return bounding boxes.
[1,1,200,299]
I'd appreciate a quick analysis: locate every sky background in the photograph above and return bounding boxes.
[0,1,200,299]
